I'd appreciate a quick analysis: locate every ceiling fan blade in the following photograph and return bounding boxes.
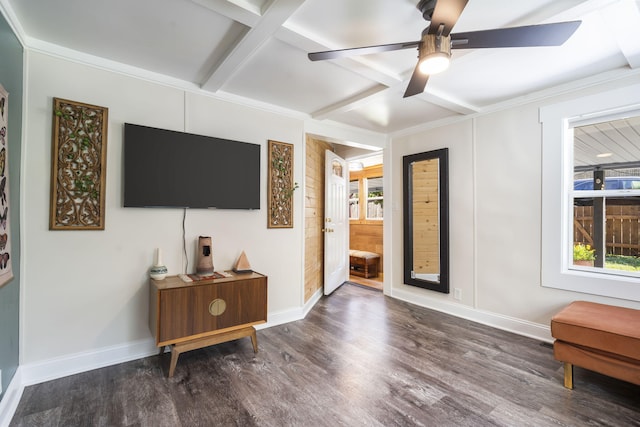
[428,0,469,36]
[451,21,581,49]
[404,63,430,98]
[308,41,420,61]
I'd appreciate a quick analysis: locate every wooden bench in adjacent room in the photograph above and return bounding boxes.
[551,301,640,389]
[349,250,380,279]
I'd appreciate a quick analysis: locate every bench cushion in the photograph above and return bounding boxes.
[551,301,640,361]
[349,250,379,259]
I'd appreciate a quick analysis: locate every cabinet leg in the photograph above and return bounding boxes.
[250,328,258,353]
[164,326,259,377]
[169,346,180,378]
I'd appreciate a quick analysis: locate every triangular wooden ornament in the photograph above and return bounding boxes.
[233,251,253,273]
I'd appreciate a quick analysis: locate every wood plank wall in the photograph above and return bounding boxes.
[349,223,383,272]
[304,136,334,302]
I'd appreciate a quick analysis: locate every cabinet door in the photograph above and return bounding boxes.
[158,287,192,343]
[192,283,240,334]
[235,278,267,326]
[191,278,267,335]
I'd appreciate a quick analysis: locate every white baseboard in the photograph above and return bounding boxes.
[20,338,158,387]
[391,288,553,343]
[256,309,302,330]
[256,288,323,330]
[0,368,24,427]
[303,288,324,317]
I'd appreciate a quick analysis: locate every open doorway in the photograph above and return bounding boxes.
[303,135,383,300]
[339,149,384,291]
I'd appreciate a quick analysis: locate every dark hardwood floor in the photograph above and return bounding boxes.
[11,283,640,426]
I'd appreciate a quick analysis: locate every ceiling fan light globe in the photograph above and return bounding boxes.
[418,53,450,75]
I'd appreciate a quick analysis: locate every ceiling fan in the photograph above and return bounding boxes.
[308,0,581,98]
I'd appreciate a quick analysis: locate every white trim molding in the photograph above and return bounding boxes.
[539,83,640,302]
[0,368,23,427]
[20,339,159,387]
[392,288,553,343]
[256,288,322,331]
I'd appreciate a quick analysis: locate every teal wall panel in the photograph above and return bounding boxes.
[0,11,23,400]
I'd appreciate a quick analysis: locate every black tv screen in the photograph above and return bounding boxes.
[124,123,260,209]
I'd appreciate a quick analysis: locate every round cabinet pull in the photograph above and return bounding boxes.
[208,298,227,316]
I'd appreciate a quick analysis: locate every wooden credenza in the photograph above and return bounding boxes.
[149,271,267,377]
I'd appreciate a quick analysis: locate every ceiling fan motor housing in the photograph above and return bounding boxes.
[417,32,451,75]
[417,0,438,21]
[420,33,451,60]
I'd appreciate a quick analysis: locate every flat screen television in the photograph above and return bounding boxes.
[124,123,260,209]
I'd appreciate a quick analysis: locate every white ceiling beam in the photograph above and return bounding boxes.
[420,87,481,115]
[200,0,305,92]
[311,75,479,122]
[311,85,391,120]
[226,0,268,16]
[310,73,479,120]
[599,0,640,69]
[190,0,262,27]
[513,0,608,24]
[274,27,403,87]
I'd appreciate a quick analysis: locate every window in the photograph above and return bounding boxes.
[349,180,359,219]
[540,83,640,301]
[571,116,640,276]
[349,164,383,223]
[366,176,383,220]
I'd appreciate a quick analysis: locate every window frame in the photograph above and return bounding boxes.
[349,164,383,224]
[349,179,359,220]
[571,189,640,278]
[540,83,640,302]
[365,175,384,220]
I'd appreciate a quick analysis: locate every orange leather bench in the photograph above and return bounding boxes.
[551,301,640,389]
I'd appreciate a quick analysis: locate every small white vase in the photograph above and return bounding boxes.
[149,248,168,280]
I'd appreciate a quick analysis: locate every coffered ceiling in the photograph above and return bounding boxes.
[3,0,640,135]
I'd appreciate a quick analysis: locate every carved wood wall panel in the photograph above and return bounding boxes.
[50,98,108,230]
[267,140,294,228]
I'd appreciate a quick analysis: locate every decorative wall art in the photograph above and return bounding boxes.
[0,84,13,288]
[267,140,296,228]
[50,98,108,230]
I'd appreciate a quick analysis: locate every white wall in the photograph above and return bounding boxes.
[21,51,307,366]
[389,120,477,315]
[390,73,640,340]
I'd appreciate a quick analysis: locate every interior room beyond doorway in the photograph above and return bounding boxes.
[336,147,384,291]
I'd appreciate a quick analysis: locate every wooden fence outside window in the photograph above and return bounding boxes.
[574,205,640,256]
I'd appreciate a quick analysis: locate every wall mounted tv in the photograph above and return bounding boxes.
[124,123,260,209]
